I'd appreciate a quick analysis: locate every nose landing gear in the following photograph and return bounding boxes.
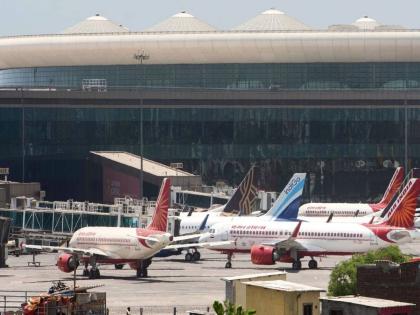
[225,252,233,269]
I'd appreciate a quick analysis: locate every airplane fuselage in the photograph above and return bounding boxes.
[69,227,172,262]
[298,203,376,217]
[201,219,412,256]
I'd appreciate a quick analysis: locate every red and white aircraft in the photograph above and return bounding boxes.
[24,178,226,279]
[200,177,420,270]
[299,167,405,217]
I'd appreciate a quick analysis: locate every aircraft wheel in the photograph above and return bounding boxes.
[185,253,193,262]
[225,262,232,269]
[82,269,89,277]
[89,269,99,279]
[292,261,302,270]
[192,251,201,261]
[308,259,318,269]
[95,269,101,279]
[114,264,124,270]
[142,269,148,278]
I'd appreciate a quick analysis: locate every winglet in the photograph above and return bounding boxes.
[326,213,334,223]
[147,178,171,232]
[291,221,302,239]
[198,214,210,232]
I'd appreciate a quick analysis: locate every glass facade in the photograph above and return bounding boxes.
[1,62,420,89]
[0,105,416,202]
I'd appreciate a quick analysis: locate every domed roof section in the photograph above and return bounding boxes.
[63,14,129,34]
[352,16,381,30]
[145,11,217,32]
[233,8,311,31]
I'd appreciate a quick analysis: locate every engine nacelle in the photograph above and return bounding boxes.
[56,253,78,273]
[250,245,276,265]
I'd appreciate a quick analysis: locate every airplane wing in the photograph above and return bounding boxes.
[23,244,109,257]
[172,233,208,242]
[260,221,326,253]
[164,240,233,250]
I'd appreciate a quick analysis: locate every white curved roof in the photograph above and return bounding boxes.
[233,8,311,31]
[63,14,129,34]
[145,11,217,32]
[328,24,359,32]
[352,16,381,31]
[2,31,420,69]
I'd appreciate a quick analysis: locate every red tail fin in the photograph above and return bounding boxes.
[375,167,404,208]
[382,178,420,228]
[147,178,171,232]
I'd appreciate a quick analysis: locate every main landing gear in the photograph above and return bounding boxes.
[82,261,101,279]
[184,248,201,262]
[291,258,318,270]
[136,259,152,278]
[292,260,302,270]
[308,258,318,269]
[225,252,233,269]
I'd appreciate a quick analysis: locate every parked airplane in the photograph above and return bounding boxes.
[24,178,227,279]
[299,167,405,217]
[200,177,420,270]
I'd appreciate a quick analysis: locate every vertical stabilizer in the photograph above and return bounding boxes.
[382,178,420,228]
[147,178,171,231]
[264,173,307,220]
[371,167,404,210]
[223,165,259,215]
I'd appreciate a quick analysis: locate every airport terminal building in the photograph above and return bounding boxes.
[0,9,419,201]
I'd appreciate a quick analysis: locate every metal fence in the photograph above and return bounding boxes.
[109,305,213,315]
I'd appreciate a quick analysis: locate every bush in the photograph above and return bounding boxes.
[213,300,256,315]
[327,245,411,296]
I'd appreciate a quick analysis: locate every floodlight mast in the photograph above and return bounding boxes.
[134,50,150,200]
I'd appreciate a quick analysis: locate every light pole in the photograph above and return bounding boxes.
[133,51,150,200]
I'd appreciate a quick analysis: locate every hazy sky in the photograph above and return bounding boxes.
[1,0,420,36]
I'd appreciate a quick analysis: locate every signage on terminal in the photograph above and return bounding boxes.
[0,168,9,175]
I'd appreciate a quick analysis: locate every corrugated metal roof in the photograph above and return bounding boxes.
[244,280,324,292]
[90,151,194,177]
[63,14,129,34]
[145,11,217,32]
[321,296,415,308]
[233,8,311,31]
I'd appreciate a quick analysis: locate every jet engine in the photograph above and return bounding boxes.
[250,245,277,265]
[56,253,78,273]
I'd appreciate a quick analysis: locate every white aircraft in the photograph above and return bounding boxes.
[200,177,420,270]
[299,167,405,217]
[24,178,228,279]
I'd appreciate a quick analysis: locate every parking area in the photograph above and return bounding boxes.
[1,244,419,313]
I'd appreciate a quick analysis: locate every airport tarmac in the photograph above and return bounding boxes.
[1,244,419,313]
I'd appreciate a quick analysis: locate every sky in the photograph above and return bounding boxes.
[1,0,420,36]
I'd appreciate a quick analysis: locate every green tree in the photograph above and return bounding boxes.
[213,300,256,315]
[328,245,411,296]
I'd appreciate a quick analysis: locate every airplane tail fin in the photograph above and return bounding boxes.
[147,178,171,232]
[381,178,420,228]
[371,167,404,211]
[264,173,306,221]
[223,165,259,216]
